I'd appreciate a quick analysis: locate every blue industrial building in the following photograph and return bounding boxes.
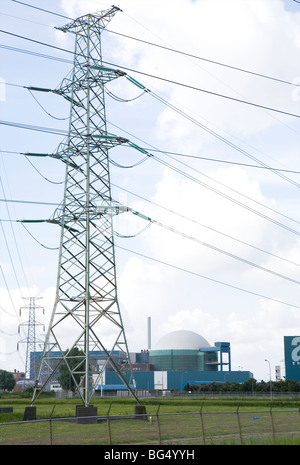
[103,368,252,393]
[96,330,251,393]
[284,336,300,381]
[30,330,252,394]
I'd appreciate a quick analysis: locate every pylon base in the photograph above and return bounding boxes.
[76,405,97,424]
[23,406,36,421]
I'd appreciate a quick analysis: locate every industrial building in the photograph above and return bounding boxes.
[149,330,229,371]
[30,329,252,395]
[284,336,300,381]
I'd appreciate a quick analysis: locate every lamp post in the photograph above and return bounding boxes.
[265,359,272,401]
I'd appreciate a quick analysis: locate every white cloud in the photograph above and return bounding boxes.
[136,165,280,277]
[1,0,299,383]
[57,1,300,382]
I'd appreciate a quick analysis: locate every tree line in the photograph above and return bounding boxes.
[183,378,300,393]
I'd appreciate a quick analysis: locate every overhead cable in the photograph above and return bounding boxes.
[111,183,300,268]
[144,89,300,189]
[11,0,72,20]
[0,119,67,136]
[122,205,300,286]
[0,29,299,118]
[1,117,300,234]
[2,145,300,175]
[11,0,300,88]
[115,243,300,310]
[108,124,300,234]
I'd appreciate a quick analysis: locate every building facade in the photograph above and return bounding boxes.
[29,330,252,394]
[284,336,300,381]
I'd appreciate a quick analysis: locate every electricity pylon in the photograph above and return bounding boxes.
[18,297,45,380]
[31,7,139,406]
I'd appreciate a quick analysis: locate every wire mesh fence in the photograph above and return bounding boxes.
[0,408,300,445]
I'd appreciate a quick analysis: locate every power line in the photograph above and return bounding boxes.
[1,183,300,268]
[140,148,300,175]
[104,27,300,88]
[7,206,299,306]
[4,210,299,309]
[121,206,300,286]
[0,43,73,63]
[2,144,300,175]
[0,177,30,291]
[105,68,300,120]
[27,88,69,121]
[24,156,64,185]
[111,73,300,191]
[3,120,300,235]
[3,77,300,189]
[0,265,19,318]
[10,0,300,88]
[116,242,300,310]
[8,76,295,201]
[10,0,72,20]
[0,119,67,136]
[2,115,300,234]
[0,29,74,57]
[3,78,300,183]
[5,195,300,289]
[4,5,299,182]
[0,10,53,27]
[111,183,300,268]
[20,223,59,250]
[0,198,59,206]
[149,151,300,234]
[143,90,300,190]
[3,6,299,286]
[108,122,300,235]
[1,29,299,118]
[0,112,299,234]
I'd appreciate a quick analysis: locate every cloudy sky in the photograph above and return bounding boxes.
[0,0,300,381]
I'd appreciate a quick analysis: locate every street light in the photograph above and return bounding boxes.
[265,359,272,401]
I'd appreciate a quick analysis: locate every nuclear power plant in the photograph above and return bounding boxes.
[29,317,252,395]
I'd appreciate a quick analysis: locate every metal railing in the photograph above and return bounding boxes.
[0,407,300,445]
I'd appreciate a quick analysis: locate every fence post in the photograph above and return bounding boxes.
[156,404,162,445]
[49,405,55,446]
[236,405,242,444]
[106,403,112,445]
[269,406,275,440]
[199,403,206,445]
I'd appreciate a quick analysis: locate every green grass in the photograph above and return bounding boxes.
[0,395,300,444]
[0,395,300,421]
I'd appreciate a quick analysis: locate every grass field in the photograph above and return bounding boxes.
[1,394,300,418]
[0,395,300,445]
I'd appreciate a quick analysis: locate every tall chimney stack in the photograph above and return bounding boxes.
[147,316,151,350]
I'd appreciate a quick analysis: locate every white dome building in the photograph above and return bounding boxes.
[154,330,211,350]
[149,330,219,372]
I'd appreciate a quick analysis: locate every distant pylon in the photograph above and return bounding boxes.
[18,297,45,380]
[31,7,139,406]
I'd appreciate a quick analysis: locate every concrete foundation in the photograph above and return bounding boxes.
[0,407,13,413]
[76,405,97,424]
[23,406,36,421]
[134,404,147,421]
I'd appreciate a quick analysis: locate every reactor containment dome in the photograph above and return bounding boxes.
[153,330,211,350]
[149,330,218,372]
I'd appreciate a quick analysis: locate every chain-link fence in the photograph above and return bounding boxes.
[0,408,300,445]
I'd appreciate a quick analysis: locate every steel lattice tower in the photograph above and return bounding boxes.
[18,297,44,380]
[32,7,139,406]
